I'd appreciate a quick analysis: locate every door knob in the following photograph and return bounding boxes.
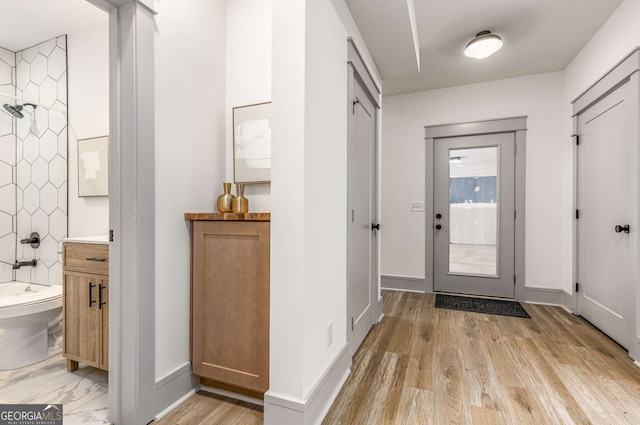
[435,213,442,219]
[435,224,442,230]
[615,224,630,233]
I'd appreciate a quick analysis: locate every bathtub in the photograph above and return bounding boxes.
[0,281,63,370]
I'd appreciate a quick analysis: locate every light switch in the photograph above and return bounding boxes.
[410,202,425,212]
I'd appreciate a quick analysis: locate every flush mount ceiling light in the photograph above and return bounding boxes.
[464,30,503,59]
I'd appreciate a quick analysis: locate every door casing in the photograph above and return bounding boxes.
[424,117,527,300]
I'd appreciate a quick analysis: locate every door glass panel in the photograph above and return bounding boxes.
[449,147,498,276]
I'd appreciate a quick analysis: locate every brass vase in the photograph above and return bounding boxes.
[232,184,249,213]
[216,182,235,213]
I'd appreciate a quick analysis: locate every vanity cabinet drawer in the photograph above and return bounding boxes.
[63,243,109,275]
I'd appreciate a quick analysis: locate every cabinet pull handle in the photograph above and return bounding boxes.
[99,283,106,309]
[89,282,96,307]
[86,257,106,262]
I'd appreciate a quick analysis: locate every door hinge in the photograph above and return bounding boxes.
[109,229,114,242]
[514,210,517,219]
[575,209,580,219]
[351,316,354,331]
[572,134,580,145]
[514,275,516,285]
[514,144,518,155]
[575,282,580,293]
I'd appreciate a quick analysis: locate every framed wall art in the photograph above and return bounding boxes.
[78,136,109,197]
[233,102,271,184]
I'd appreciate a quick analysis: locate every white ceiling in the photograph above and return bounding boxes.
[347,0,625,96]
[0,0,107,52]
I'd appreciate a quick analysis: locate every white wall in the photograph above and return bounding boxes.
[154,0,227,380]
[226,0,272,212]
[381,71,565,289]
[559,0,640,294]
[269,0,380,414]
[67,21,109,238]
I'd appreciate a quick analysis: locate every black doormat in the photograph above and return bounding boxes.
[435,294,531,318]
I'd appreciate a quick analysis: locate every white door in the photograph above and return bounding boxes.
[577,81,634,348]
[348,79,377,355]
[433,133,515,298]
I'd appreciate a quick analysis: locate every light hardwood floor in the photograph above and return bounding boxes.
[323,290,640,424]
[157,290,640,424]
[153,391,263,425]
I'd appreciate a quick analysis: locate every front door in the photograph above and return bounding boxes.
[577,81,634,348]
[433,133,515,298]
[348,78,377,355]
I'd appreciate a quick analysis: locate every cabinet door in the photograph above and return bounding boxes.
[63,272,101,368]
[99,278,109,370]
[192,221,270,393]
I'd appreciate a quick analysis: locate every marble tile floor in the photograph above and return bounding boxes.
[0,354,109,425]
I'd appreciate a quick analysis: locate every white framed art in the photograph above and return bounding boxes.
[78,136,109,197]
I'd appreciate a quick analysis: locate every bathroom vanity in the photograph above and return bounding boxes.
[185,213,270,397]
[61,237,109,372]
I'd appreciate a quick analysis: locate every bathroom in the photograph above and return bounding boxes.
[0,1,110,422]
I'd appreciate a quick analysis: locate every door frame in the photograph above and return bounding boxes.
[346,39,381,356]
[571,47,640,362]
[424,117,527,300]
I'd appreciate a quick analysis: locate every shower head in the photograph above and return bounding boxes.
[3,103,36,119]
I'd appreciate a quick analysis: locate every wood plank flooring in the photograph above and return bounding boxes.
[323,290,640,424]
[153,391,263,425]
[156,290,640,424]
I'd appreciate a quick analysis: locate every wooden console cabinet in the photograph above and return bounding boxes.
[62,241,109,372]
[186,213,270,396]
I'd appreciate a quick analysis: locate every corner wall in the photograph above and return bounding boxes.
[154,0,227,384]
[225,0,272,212]
[267,0,380,423]
[381,72,565,290]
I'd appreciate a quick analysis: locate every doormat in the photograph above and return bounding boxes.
[435,294,531,318]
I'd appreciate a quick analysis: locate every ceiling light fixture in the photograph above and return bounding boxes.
[464,30,503,59]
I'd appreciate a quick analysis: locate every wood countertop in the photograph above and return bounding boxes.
[184,212,270,222]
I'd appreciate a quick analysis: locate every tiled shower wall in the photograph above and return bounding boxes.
[12,36,68,286]
[0,47,16,283]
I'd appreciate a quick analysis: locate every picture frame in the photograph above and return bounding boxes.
[78,136,109,197]
[233,102,271,184]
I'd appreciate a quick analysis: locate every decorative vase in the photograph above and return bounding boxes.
[216,182,235,213]
[232,183,249,213]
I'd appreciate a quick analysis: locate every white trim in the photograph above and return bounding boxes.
[153,389,197,421]
[264,343,351,425]
[524,287,576,313]
[200,385,264,407]
[381,275,426,292]
[634,360,640,369]
[572,47,640,114]
[377,296,384,323]
[153,362,197,416]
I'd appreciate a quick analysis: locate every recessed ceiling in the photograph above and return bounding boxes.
[347,0,624,96]
[0,0,107,52]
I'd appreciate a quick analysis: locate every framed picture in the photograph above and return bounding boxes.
[233,102,271,184]
[78,136,108,197]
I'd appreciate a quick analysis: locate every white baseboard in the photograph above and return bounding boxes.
[264,343,351,425]
[524,287,576,314]
[377,296,384,323]
[153,362,199,420]
[381,275,426,292]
